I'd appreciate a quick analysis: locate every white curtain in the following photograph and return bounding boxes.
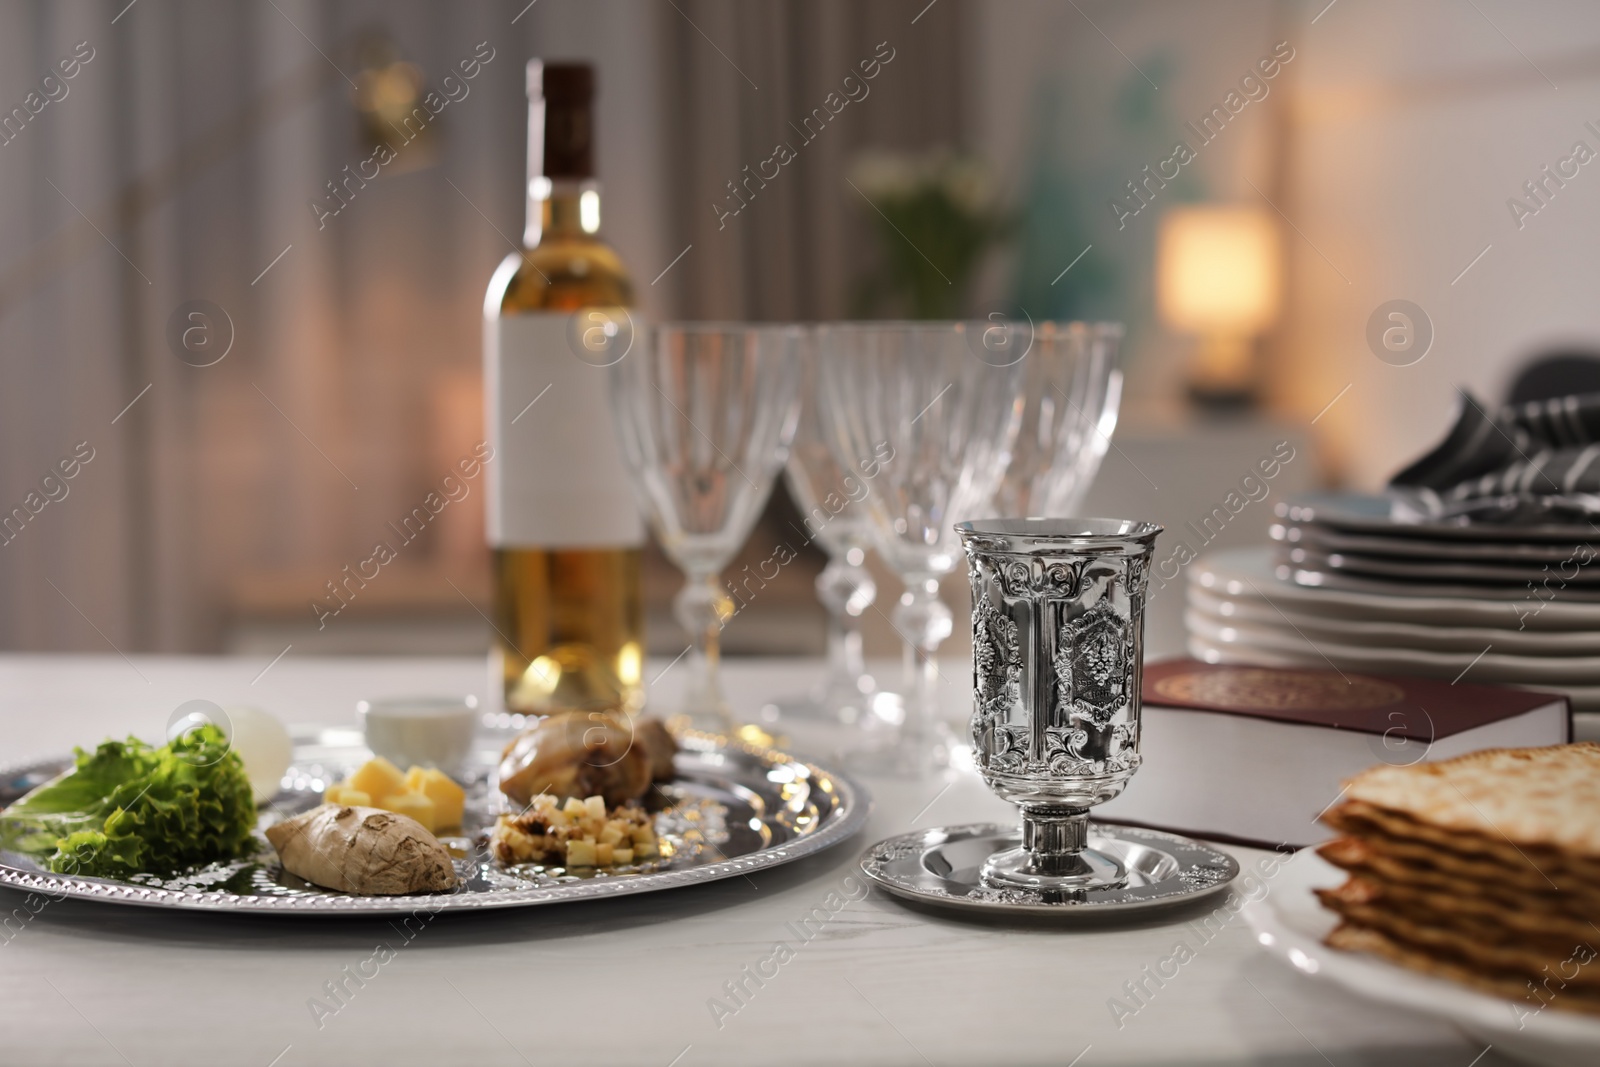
[0,0,959,654]
[0,0,678,652]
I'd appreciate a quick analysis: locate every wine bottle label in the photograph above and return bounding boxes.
[485,312,643,548]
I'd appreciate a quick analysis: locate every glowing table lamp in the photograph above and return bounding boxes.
[1157,206,1281,408]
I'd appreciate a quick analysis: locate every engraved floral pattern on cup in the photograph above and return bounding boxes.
[971,592,1021,768]
[960,525,1153,788]
[1055,596,1128,726]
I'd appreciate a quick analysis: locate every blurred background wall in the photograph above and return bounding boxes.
[2,0,1597,658]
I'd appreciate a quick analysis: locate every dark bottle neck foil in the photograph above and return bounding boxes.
[530,60,594,180]
[543,101,593,179]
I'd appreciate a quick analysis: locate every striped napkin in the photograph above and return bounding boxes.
[1388,390,1600,523]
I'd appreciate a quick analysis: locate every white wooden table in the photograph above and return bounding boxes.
[0,655,1512,1067]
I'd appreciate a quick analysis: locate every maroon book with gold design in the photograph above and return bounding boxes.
[1095,659,1571,850]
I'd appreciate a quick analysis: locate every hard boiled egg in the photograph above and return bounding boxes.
[224,705,293,804]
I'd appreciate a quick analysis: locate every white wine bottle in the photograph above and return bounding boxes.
[484,61,643,716]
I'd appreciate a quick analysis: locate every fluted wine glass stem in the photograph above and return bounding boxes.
[816,542,875,719]
[674,568,736,733]
[827,625,867,702]
[893,572,953,750]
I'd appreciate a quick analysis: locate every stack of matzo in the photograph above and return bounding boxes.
[1317,743,1600,1015]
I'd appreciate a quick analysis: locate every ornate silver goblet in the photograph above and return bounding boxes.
[957,518,1160,891]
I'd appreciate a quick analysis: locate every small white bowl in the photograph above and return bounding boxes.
[358,695,479,776]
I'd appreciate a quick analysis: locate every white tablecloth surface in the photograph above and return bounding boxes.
[0,654,1510,1067]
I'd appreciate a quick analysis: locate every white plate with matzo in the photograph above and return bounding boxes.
[1243,851,1600,1067]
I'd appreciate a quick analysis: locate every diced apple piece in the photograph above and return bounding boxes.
[381,791,437,833]
[633,838,657,858]
[565,839,597,867]
[613,848,634,865]
[348,757,408,801]
[598,825,625,846]
[563,797,588,819]
[338,789,371,808]
[595,842,614,865]
[583,796,606,821]
[408,768,465,829]
[496,821,533,854]
[630,825,654,843]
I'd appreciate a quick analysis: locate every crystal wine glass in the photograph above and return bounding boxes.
[763,342,881,728]
[817,322,1025,773]
[609,323,801,733]
[989,321,1123,518]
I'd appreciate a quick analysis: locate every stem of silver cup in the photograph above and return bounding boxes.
[980,805,1126,890]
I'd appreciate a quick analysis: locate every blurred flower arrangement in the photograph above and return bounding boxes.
[850,150,1011,320]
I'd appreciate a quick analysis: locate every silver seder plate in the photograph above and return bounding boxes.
[0,728,869,916]
[860,822,1239,917]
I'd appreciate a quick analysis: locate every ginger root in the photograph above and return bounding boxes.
[265,804,457,895]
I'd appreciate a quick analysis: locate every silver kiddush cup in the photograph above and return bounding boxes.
[956,518,1161,892]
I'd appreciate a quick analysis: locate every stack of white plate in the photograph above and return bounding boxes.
[1270,491,1600,602]
[1187,545,1600,715]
